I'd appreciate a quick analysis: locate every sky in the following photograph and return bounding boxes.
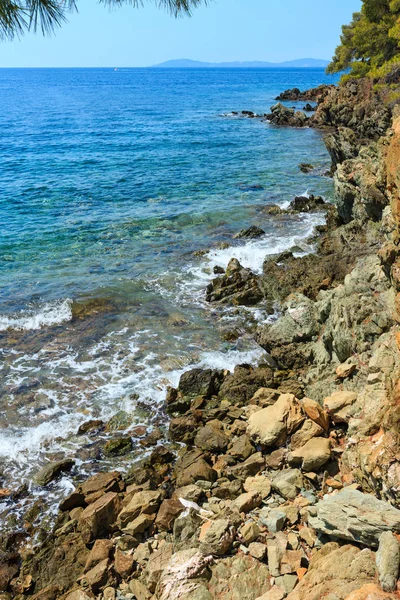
[0,0,362,68]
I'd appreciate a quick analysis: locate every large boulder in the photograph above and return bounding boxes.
[308,489,400,547]
[286,542,378,600]
[247,394,304,447]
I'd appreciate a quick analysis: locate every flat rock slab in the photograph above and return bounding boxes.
[308,489,400,547]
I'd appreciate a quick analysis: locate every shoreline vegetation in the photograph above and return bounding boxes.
[2,72,400,600]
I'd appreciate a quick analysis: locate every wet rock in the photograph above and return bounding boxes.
[376,531,400,592]
[266,103,309,127]
[308,489,400,547]
[276,85,334,102]
[288,195,326,213]
[34,459,75,486]
[299,163,314,173]
[206,259,264,306]
[77,419,104,435]
[234,225,266,239]
[103,436,133,457]
[247,393,304,447]
[79,492,120,544]
[288,437,331,472]
[104,410,133,432]
[178,368,224,399]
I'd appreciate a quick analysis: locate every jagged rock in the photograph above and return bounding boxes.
[288,437,331,472]
[266,103,309,127]
[174,449,217,487]
[219,364,275,406]
[206,259,264,306]
[260,508,287,533]
[376,532,400,592]
[194,422,229,453]
[324,127,359,169]
[169,414,200,444]
[249,542,267,561]
[178,368,224,399]
[323,390,358,423]
[84,539,113,572]
[79,471,124,505]
[300,398,329,431]
[240,522,260,544]
[276,85,334,102]
[233,491,262,513]
[228,434,255,460]
[290,420,324,449]
[234,225,266,239]
[272,469,303,500]
[156,548,213,600]
[199,519,236,556]
[117,490,162,528]
[308,489,400,547]
[155,497,184,532]
[288,195,326,213]
[247,394,304,447]
[79,492,120,543]
[286,542,378,600]
[208,554,271,599]
[243,475,271,499]
[226,452,265,480]
[145,542,174,592]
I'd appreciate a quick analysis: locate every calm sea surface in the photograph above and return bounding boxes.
[0,67,338,528]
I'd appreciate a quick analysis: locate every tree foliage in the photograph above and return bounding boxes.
[327,0,400,76]
[0,0,207,40]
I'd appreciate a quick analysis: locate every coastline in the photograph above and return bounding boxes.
[2,77,400,600]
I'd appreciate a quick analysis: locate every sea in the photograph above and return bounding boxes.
[0,67,339,530]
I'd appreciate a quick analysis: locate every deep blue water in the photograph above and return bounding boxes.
[0,68,339,524]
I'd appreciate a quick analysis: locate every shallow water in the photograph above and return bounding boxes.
[0,67,338,529]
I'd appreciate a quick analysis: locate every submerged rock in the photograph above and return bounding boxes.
[233,225,265,239]
[34,458,75,487]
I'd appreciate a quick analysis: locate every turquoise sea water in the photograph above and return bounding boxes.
[0,67,338,526]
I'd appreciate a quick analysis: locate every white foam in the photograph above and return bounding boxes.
[0,299,73,331]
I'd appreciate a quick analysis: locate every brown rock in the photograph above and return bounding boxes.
[336,362,357,379]
[114,549,134,580]
[79,492,120,543]
[84,539,113,572]
[80,471,123,504]
[194,422,229,453]
[247,394,304,447]
[174,449,217,487]
[290,420,324,449]
[155,497,184,532]
[300,398,329,431]
[323,391,358,423]
[244,475,272,499]
[288,438,331,472]
[117,490,162,528]
[82,558,109,593]
[233,491,262,513]
[122,513,155,535]
[343,583,398,599]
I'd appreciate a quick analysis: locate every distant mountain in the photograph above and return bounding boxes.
[151,58,330,69]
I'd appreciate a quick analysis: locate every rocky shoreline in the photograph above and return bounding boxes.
[2,77,400,600]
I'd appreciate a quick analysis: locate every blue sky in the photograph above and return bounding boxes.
[1,0,362,68]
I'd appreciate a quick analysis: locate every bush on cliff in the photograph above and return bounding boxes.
[328,0,400,78]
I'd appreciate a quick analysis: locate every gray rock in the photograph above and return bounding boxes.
[308,489,400,547]
[376,531,400,592]
[259,508,287,533]
[272,469,303,500]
